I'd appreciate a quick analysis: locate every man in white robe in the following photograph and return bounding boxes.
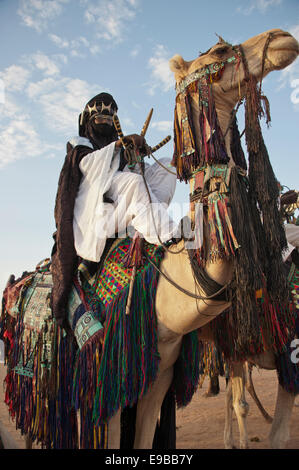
[51,92,177,326]
[72,136,177,262]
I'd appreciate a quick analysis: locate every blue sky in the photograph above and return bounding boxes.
[0,0,298,304]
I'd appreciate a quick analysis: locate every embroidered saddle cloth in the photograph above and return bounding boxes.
[67,237,165,349]
[3,260,55,378]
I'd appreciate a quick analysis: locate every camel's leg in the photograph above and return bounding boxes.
[107,408,121,449]
[231,363,249,449]
[269,384,295,449]
[245,363,273,424]
[133,367,173,449]
[204,374,220,397]
[24,435,32,449]
[224,378,235,449]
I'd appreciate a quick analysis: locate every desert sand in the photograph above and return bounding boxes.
[0,363,298,449]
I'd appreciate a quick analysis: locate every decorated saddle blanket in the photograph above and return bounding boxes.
[0,238,200,447]
[1,259,55,377]
[70,236,199,425]
[67,236,165,349]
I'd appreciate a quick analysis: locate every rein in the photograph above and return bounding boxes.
[138,161,231,301]
[145,252,230,301]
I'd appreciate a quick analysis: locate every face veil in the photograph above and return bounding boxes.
[79,93,119,150]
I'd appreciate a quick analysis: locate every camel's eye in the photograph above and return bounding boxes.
[214,46,230,56]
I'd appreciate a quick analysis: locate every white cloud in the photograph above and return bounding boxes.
[0,94,26,120]
[0,85,63,169]
[122,117,135,128]
[29,52,62,76]
[48,33,70,49]
[237,0,282,15]
[89,44,100,55]
[0,115,62,168]
[0,53,102,168]
[151,121,172,133]
[0,65,31,92]
[17,0,70,32]
[130,45,141,58]
[48,33,100,57]
[147,45,175,95]
[27,76,102,133]
[83,0,139,43]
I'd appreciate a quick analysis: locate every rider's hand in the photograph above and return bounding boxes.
[116,134,151,156]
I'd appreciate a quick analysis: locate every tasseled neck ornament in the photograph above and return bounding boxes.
[173,55,238,182]
[173,55,243,263]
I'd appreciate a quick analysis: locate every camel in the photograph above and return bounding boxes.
[1,29,298,450]
[198,349,294,449]
[108,28,299,449]
[203,209,299,449]
[224,359,296,449]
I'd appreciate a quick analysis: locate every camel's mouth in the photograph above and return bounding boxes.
[267,35,299,69]
[271,40,299,55]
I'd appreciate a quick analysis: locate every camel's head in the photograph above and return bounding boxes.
[169,28,299,105]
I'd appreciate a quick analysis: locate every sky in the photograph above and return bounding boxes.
[0,0,298,342]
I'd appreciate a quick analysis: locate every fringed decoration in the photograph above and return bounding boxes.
[3,323,78,448]
[173,70,229,182]
[229,166,267,345]
[122,232,145,269]
[122,232,145,315]
[1,267,79,449]
[211,290,295,362]
[92,263,160,425]
[70,274,107,449]
[172,331,200,408]
[240,50,289,305]
[197,340,226,381]
[229,115,247,170]
[206,194,240,262]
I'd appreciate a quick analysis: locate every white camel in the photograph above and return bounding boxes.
[107,28,299,449]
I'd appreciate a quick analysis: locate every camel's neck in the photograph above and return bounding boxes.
[155,241,233,336]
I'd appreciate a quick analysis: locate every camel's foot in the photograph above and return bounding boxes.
[203,390,218,398]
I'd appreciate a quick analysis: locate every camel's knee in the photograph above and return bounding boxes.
[233,398,249,419]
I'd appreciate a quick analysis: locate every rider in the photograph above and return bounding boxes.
[51,92,177,327]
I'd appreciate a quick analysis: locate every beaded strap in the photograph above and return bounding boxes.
[176,56,238,96]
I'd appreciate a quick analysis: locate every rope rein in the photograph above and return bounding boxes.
[145,253,230,301]
[138,161,231,301]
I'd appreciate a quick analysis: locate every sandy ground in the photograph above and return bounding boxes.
[0,363,298,450]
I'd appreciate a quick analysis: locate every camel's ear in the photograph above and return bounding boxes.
[169,54,188,73]
[215,33,226,44]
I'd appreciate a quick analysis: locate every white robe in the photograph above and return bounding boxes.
[282,223,299,261]
[72,137,177,262]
